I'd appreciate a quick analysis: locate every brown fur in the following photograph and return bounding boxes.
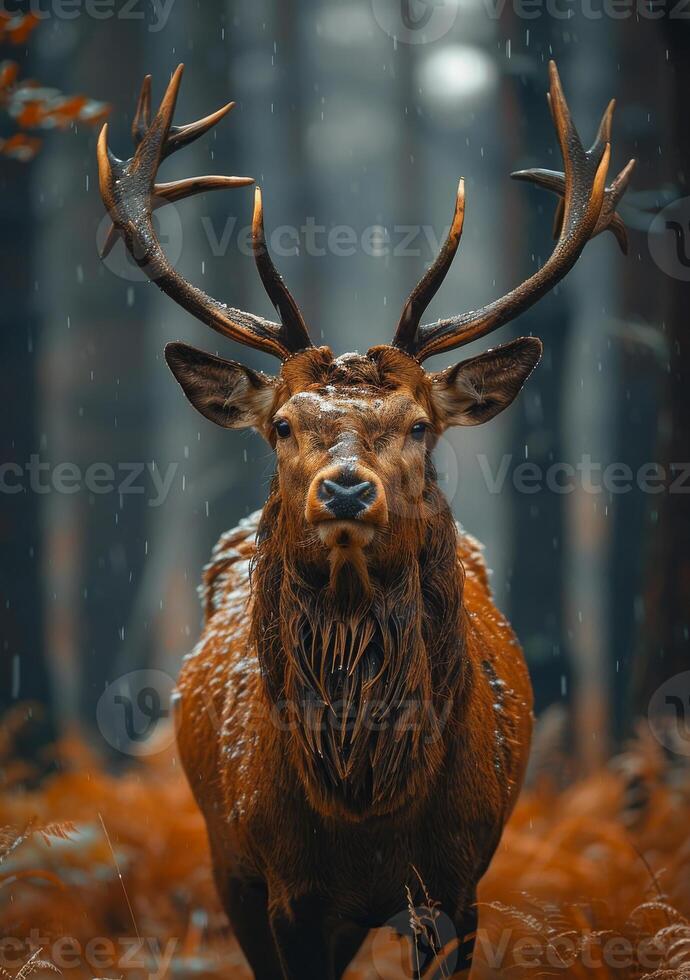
[174,346,534,979]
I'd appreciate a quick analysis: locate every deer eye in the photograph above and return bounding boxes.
[274,419,291,439]
[410,421,428,442]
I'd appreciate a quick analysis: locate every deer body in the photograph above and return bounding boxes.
[175,502,531,978]
[98,61,632,979]
[166,344,538,979]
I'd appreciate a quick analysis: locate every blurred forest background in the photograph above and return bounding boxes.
[1,0,688,771]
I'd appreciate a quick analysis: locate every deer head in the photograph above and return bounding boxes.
[98,63,633,816]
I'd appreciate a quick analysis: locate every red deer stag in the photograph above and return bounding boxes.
[98,62,633,979]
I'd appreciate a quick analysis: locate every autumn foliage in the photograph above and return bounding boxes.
[0,706,688,979]
[0,12,108,161]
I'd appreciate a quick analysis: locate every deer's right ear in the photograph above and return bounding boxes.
[164,342,278,432]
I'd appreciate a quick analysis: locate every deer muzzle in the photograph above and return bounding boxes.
[306,464,388,548]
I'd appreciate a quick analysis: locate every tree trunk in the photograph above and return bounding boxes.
[633,25,690,716]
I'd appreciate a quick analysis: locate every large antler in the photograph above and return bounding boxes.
[392,61,635,362]
[97,64,313,361]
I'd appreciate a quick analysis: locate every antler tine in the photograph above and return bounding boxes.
[100,173,255,260]
[100,65,183,242]
[130,63,184,176]
[392,178,465,352]
[165,100,237,156]
[512,92,634,254]
[102,72,254,259]
[594,97,616,150]
[132,74,152,146]
[156,174,255,202]
[252,187,313,354]
[97,64,313,360]
[132,67,236,160]
[394,61,629,363]
[512,155,636,255]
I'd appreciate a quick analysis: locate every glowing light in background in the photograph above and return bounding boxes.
[416,44,499,119]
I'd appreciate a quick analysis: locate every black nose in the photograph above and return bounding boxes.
[319,478,374,519]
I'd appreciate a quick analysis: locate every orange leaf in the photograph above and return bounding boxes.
[0,60,19,93]
[0,133,42,161]
[16,102,44,128]
[0,13,40,45]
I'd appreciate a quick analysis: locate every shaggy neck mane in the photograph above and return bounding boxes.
[251,477,467,820]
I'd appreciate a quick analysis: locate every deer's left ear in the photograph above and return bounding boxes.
[429,337,543,427]
[164,342,278,432]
